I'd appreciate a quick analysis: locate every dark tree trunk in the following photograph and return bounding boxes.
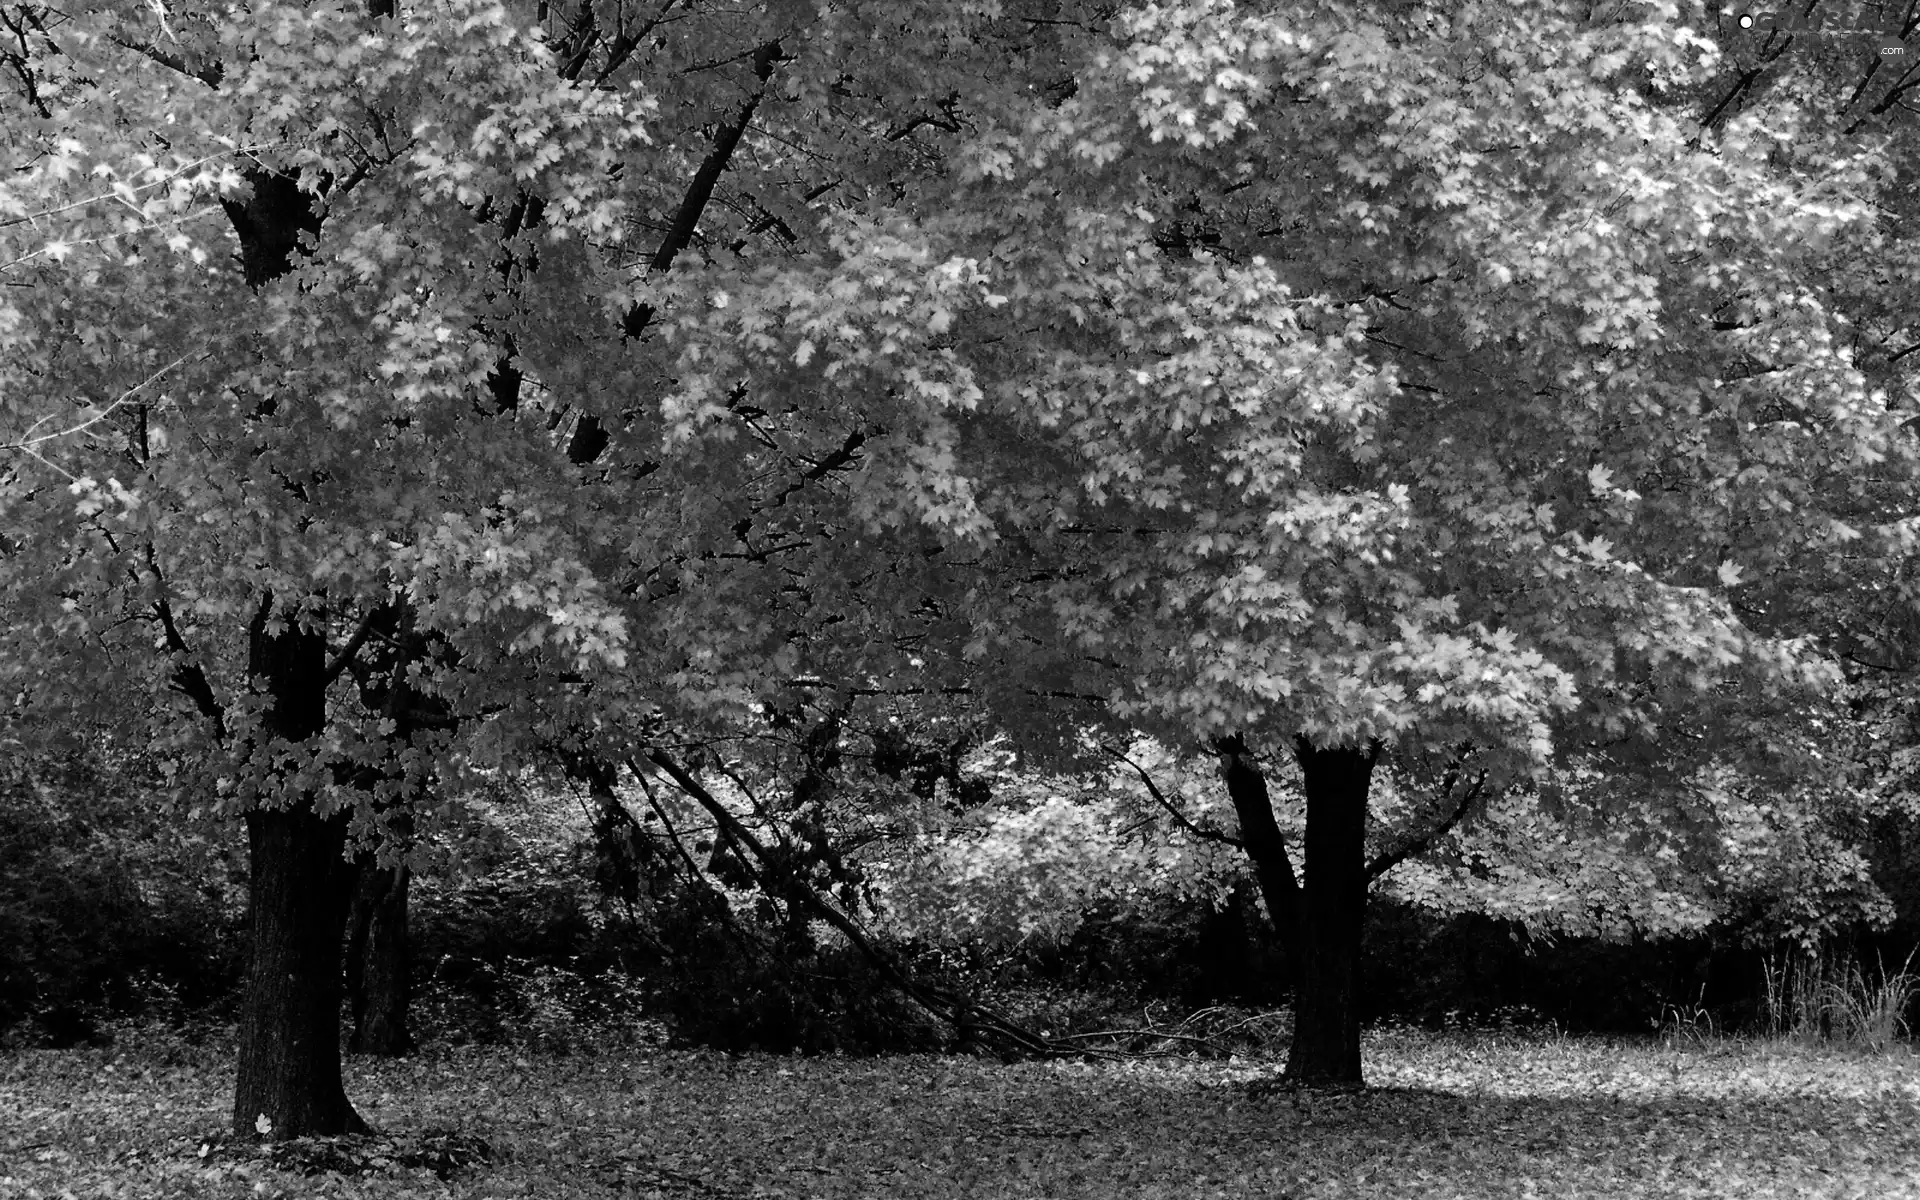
[1215,733,1381,1087]
[232,600,367,1137]
[234,805,368,1137]
[345,849,413,1056]
[341,603,450,1057]
[1283,737,1380,1086]
[1214,734,1301,964]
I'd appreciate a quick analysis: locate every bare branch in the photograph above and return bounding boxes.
[1102,742,1244,850]
[320,604,388,688]
[145,543,226,739]
[1365,765,1488,883]
[1,353,196,480]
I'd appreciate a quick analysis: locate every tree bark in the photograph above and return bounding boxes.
[234,805,368,1137]
[1214,734,1301,964]
[1283,736,1380,1087]
[232,601,368,1137]
[345,848,413,1056]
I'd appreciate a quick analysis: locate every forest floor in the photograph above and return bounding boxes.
[4,1025,1919,1198]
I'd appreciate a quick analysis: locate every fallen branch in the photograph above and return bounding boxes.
[633,749,1097,1061]
[1046,1028,1231,1054]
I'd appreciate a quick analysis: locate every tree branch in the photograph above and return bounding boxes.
[321,604,388,688]
[1844,648,1910,673]
[1212,734,1301,960]
[1102,743,1244,850]
[145,544,226,739]
[109,35,224,88]
[617,38,784,340]
[563,40,785,465]
[1364,763,1487,882]
[635,748,1066,1058]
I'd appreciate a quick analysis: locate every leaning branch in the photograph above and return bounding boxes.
[1364,764,1487,883]
[1211,734,1302,959]
[320,604,388,688]
[617,39,784,340]
[146,543,226,740]
[1102,743,1244,850]
[554,41,785,464]
[635,748,1074,1058]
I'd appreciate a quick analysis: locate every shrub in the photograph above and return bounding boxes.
[0,750,242,1045]
[1358,900,1733,1032]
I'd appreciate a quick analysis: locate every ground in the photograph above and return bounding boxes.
[4,1027,1919,1198]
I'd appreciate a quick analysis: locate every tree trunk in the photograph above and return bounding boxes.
[1214,734,1302,966]
[231,601,368,1138]
[342,603,446,1057]
[234,805,368,1137]
[1283,737,1379,1087]
[346,851,413,1056]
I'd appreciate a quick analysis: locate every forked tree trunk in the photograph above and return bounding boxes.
[1283,737,1379,1086]
[232,603,368,1137]
[1216,733,1379,1087]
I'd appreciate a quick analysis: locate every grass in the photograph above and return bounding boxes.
[4,1025,1920,1199]
[1761,949,1920,1052]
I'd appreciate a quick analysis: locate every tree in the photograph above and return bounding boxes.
[915,0,1919,1082]
[0,0,1125,1136]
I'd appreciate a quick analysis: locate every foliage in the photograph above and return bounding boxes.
[874,748,1242,951]
[879,733,1908,992]
[1379,758,1897,947]
[910,0,1920,798]
[0,746,244,1044]
[1360,901,1723,1034]
[9,716,1909,1052]
[405,767,954,1054]
[8,1030,1920,1198]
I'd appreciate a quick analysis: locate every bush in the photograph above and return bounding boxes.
[1358,900,1741,1033]
[0,750,242,1046]
[404,814,950,1054]
[654,934,949,1055]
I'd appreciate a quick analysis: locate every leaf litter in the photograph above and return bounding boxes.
[3,1027,1918,1198]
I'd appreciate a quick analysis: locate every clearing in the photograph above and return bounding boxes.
[3,1027,1918,1198]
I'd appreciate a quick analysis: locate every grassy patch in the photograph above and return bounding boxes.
[4,1026,1919,1198]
